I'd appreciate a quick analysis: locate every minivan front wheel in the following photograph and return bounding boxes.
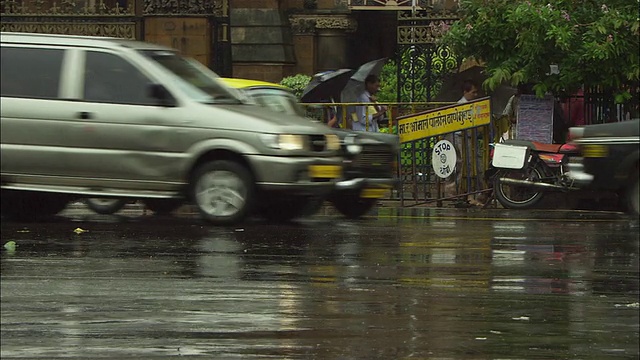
[191,161,253,225]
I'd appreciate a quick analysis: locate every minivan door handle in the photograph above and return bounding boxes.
[77,111,93,120]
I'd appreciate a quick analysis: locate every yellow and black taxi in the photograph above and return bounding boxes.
[568,118,639,214]
[220,78,400,219]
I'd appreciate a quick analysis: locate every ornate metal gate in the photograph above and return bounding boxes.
[395,4,462,203]
[1,0,230,74]
[1,0,142,39]
[395,6,460,103]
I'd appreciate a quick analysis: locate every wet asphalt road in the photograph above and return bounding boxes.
[1,206,639,359]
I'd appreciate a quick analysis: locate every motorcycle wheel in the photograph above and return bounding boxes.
[494,166,545,209]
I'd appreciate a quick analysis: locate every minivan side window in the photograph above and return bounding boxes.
[83,51,157,106]
[0,47,64,99]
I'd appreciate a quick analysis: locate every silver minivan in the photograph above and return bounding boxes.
[0,32,343,225]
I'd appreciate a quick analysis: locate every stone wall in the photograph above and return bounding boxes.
[230,1,297,83]
[228,1,403,83]
[144,18,212,69]
[229,0,359,83]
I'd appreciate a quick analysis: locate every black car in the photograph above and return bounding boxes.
[568,119,639,214]
[328,128,399,217]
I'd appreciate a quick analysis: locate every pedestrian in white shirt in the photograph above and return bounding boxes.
[445,79,483,206]
[352,74,387,132]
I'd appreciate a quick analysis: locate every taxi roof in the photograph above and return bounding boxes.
[220,78,290,91]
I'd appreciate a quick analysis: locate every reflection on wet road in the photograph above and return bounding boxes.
[1,208,639,359]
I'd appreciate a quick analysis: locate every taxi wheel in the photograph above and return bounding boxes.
[191,160,254,225]
[329,192,377,219]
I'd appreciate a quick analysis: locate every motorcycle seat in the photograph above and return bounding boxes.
[502,139,563,153]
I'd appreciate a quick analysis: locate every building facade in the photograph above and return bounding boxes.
[1,0,459,96]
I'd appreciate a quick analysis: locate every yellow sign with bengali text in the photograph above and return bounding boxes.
[398,97,491,143]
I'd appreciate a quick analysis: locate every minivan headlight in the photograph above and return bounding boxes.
[326,134,340,151]
[260,134,306,151]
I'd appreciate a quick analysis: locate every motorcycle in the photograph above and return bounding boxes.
[485,139,581,209]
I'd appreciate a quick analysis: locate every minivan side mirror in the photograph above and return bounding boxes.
[148,83,177,107]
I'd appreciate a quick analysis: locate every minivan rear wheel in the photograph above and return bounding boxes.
[191,161,253,225]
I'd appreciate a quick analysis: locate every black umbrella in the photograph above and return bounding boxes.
[301,68,355,103]
[351,57,388,82]
[340,58,388,104]
[434,65,516,116]
[338,58,388,130]
[433,65,488,103]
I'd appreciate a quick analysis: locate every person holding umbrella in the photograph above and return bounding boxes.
[341,58,388,132]
[324,101,339,128]
[351,74,388,132]
[444,78,483,206]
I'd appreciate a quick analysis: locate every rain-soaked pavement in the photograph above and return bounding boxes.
[1,205,639,359]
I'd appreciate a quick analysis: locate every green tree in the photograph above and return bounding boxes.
[377,59,399,103]
[279,74,312,100]
[442,0,639,102]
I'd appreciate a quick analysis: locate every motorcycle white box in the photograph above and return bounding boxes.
[492,143,529,169]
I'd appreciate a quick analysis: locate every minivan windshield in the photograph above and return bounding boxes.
[141,50,245,104]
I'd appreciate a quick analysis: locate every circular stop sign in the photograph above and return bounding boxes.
[431,140,457,179]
